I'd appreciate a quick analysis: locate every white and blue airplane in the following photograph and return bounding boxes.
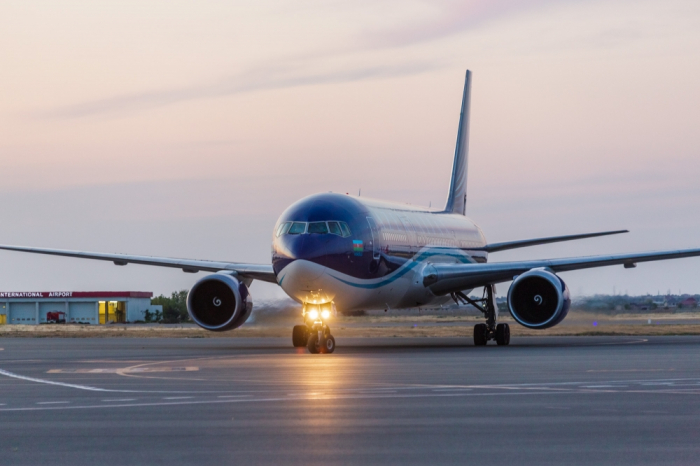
[2,70,700,353]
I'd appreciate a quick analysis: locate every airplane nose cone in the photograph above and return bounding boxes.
[273,234,326,281]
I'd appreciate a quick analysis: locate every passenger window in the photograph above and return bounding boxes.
[308,222,329,234]
[328,221,341,235]
[276,222,291,237]
[288,222,307,235]
[340,222,351,237]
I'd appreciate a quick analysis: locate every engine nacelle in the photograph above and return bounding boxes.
[507,268,570,329]
[187,273,253,331]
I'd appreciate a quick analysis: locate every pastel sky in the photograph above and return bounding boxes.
[0,0,699,300]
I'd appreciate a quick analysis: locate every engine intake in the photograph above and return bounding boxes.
[507,268,570,329]
[187,273,253,331]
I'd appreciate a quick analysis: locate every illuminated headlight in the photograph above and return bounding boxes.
[307,309,319,320]
[321,309,331,319]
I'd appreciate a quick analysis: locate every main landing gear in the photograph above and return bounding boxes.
[452,285,510,346]
[292,324,336,354]
[292,302,336,354]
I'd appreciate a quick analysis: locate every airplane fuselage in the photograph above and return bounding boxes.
[272,193,487,312]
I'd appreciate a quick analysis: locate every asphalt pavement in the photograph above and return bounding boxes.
[1,336,699,465]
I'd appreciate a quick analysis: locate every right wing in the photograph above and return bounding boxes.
[423,248,700,295]
[0,244,277,283]
[478,230,628,253]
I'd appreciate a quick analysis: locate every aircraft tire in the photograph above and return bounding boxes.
[292,325,309,347]
[495,323,510,346]
[307,333,321,354]
[473,324,488,346]
[320,335,336,354]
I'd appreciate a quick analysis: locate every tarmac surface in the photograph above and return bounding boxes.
[1,336,700,465]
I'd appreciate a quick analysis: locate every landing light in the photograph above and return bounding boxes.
[321,310,330,319]
[308,309,319,320]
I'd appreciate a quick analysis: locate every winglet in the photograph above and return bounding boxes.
[443,70,472,216]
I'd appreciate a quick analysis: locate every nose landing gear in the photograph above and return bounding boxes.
[292,302,336,354]
[292,323,336,353]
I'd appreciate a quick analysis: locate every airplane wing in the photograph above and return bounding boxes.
[423,248,700,295]
[478,230,628,253]
[0,244,277,283]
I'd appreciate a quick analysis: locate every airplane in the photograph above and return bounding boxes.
[2,70,700,354]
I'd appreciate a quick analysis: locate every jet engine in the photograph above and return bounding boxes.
[507,268,570,329]
[187,273,253,331]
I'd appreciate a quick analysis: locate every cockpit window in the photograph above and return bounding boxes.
[276,222,292,237]
[308,222,329,234]
[327,221,341,236]
[288,222,307,235]
[279,221,351,237]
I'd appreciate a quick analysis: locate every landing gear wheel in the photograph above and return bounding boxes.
[495,323,510,346]
[306,333,321,354]
[292,325,309,348]
[319,335,336,354]
[473,323,488,346]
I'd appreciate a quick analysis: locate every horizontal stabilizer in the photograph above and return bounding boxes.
[479,230,629,253]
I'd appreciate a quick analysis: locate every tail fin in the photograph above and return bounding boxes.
[443,70,472,215]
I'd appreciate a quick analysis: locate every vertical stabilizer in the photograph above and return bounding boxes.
[443,70,472,215]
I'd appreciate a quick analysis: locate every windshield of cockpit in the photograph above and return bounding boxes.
[276,221,351,237]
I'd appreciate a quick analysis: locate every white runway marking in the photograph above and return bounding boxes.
[597,338,649,346]
[0,368,126,392]
[0,368,199,394]
[433,388,473,392]
[48,367,198,374]
[0,391,560,412]
[3,376,700,413]
[37,401,69,405]
[102,399,136,402]
[587,368,675,373]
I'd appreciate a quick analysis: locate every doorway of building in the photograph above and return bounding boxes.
[99,301,126,324]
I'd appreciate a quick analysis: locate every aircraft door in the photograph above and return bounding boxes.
[366,217,381,261]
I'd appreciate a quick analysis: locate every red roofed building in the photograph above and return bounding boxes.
[680,297,698,308]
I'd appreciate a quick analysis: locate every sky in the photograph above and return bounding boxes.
[0,0,699,301]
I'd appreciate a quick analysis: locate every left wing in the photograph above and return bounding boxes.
[423,248,700,295]
[0,244,277,283]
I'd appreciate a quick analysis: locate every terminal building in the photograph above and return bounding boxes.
[0,291,162,325]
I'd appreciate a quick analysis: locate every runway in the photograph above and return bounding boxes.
[1,336,700,465]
